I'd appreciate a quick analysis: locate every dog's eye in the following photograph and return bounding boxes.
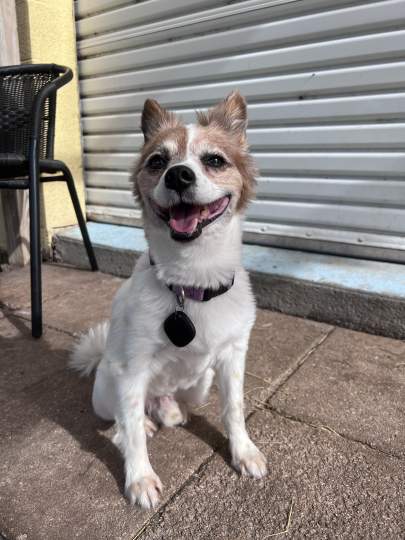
[201,153,227,169]
[146,154,168,171]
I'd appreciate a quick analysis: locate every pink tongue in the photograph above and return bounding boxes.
[169,205,200,234]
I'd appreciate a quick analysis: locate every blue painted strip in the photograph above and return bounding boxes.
[64,221,148,252]
[62,222,405,299]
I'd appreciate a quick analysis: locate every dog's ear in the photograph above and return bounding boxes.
[199,91,247,139]
[141,99,178,142]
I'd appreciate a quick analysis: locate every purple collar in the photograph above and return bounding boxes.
[149,255,234,302]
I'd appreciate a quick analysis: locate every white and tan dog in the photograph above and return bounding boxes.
[71,91,267,509]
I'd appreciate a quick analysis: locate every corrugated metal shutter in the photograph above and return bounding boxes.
[75,0,405,262]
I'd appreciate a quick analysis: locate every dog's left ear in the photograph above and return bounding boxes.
[141,99,178,142]
[201,91,248,140]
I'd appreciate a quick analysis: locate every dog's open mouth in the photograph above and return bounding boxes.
[151,195,231,241]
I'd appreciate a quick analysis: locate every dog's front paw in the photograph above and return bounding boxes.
[232,441,268,479]
[126,472,163,509]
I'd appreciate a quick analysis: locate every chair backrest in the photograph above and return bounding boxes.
[0,65,61,160]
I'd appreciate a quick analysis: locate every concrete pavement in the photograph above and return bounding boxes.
[0,264,404,539]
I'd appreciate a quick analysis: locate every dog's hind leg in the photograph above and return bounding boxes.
[176,368,215,408]
[93,365,158,436]
[146,395,187,427]
[92,365,117,421]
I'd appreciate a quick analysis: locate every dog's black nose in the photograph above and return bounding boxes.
[165,165,196,192]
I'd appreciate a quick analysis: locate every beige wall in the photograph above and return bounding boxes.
[14,0,85,252]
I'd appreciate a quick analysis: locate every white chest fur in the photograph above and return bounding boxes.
[102,250,255,397]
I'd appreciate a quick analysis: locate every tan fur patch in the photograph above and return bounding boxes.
[133,125,188,205]
[190,124,256,211]
[196,91,256,210]
[133,92,256,211]
[141,99,180,141]
[197,91,248,143]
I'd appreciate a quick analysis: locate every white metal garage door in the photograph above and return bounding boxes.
[75,0,405,262]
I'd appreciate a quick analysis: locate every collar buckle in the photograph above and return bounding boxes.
[174,286,185,310]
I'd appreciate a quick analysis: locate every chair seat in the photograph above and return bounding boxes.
[0,153,67,179]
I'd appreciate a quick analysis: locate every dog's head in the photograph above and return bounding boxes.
[133,91,256,242]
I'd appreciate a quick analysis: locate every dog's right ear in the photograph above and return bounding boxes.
[141,99,177,142]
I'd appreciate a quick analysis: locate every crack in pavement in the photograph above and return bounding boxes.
[262,406,405,461]
[262,326,335,400]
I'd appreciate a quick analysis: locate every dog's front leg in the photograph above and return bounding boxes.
[217,340,267,479]
[115,371,162,509]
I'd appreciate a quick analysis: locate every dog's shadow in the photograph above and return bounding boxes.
[1,311,126,493]
[181,411,229,462]
[2,313,230,497]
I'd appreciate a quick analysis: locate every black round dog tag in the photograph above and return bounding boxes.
[164,311,196,347]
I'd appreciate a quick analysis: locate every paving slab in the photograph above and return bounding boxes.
[143,410,405,540]
[0,313,74,401]
[0,264,334,540]
[0,264,108,311]
[0,365,225,540]
[246,309,331,391]
[0,264,123,335]
[270,327,405,458]
[39,275,122,335]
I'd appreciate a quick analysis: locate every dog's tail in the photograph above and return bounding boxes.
[70,321,110,376]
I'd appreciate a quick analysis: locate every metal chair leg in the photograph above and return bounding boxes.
[64,169,98,271]
[29,151,43,338]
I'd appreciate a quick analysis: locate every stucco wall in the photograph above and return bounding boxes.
[14,0,85,252]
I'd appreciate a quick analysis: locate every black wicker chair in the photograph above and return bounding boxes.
[0,63,98,338]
